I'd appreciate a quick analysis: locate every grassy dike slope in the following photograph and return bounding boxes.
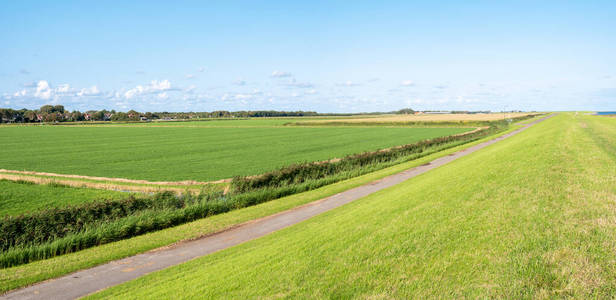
[90,113,616,298]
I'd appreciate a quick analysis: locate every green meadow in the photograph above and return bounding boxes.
[89,113,616,298]
[0,180,130,216]
[0,125,470,181]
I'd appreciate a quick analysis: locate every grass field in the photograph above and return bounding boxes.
[0,122,523,293]
[0,126,470,181]
[88,113,616,298]
[0,180,130,216]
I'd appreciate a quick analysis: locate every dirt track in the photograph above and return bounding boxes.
[0,114,554,300]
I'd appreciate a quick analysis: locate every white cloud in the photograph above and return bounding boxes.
[271,70,292,78]
[185,74,195,79]
[150,80,171,91]
[338,80,362,87]
[185,85,197,93]
[78,86,101,96]
[35,80,52,99]
[233,79,246,86]
[13,89,26,97]
[56,84,70,93]
[305,89,317,95]
[124,80,174,99]
[157,92,169,99]
[198,67,206,73]
[282,78,314,88]
[124,86,144,99]
[401,80,415,87]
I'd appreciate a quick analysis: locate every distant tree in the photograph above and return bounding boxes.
[24,110,37,122]
[0,109,8,123]
[111,112,128,121]
[396,108,415,114]
[126,110,141,121]
[71,111,85,121]
[91,111,105,121]
[39,105,55,114]
[53,105,65,113]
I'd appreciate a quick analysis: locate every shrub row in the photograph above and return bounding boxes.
[0,191,225,251]
[0,182,320,267]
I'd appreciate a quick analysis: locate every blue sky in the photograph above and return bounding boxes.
[1,1,615,112]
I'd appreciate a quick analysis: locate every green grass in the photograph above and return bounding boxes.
[88,113,616,298]
[0,180,131,217]
[0,125,470,181]
[0,124,519,293]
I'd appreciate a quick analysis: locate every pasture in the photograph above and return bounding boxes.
[0,124,470,181]
[0,180,130,216]
[88,113,616,298]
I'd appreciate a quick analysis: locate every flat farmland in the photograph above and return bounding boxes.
[0,125,471,181]
[303,112,535,124]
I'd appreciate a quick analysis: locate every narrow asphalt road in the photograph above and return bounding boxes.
[1,114,553,300]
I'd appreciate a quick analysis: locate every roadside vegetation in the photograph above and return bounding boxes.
[89,113,616,299]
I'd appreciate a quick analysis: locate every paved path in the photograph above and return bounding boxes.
[1,114,553,300]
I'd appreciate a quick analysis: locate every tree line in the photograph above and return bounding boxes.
[0,105,421,124]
